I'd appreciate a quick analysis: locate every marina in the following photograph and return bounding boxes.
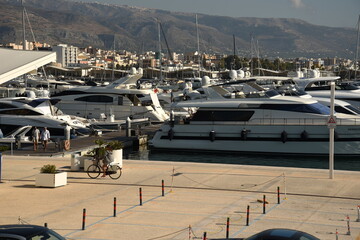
[0,1,359,239]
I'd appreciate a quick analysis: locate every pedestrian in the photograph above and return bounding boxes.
[40,127,50,151]
[32,127,40,151]
[101,145,114,177]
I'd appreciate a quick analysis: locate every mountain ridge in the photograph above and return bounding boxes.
[0,0,357,58]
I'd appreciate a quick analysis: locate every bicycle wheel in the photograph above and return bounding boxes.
[108,165,122,179]
[87,164,101,179]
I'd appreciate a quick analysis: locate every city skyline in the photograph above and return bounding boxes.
[71,0,360,28]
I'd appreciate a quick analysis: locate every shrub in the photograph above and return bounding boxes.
[40,164,57,174]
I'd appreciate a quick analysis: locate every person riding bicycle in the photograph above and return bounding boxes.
[101,145,114,177]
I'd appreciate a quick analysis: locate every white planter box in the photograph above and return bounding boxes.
[35,172,67,188]
[112,149,123,168]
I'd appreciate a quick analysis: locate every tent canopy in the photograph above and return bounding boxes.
[0,48,56,85]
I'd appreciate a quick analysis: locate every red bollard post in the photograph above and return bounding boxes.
[346,215,351,235]
[44,223,47,228]
[82,208,86,230]
[139,188,143,206]
[113,197,117,217]
[277,186,280,204]
[203,232,207,240]
[226,217,230,239]
[246,205,250,226]
[263,195,266,214]
[162,180,164,196]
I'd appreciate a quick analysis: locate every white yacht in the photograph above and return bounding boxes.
[0,97,90,139]
[51,74,169,122]
[292,79,360,109]
[150,95,360,155]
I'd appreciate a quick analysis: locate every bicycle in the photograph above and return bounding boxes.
[86,159,122,179]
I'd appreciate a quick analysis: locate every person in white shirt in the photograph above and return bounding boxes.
[32,127,40,151]
[40,127,50,151]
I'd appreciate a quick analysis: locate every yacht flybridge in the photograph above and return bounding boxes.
[150,96,360,155]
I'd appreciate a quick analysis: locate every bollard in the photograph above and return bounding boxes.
[246,205,250,226]
[357,205,360,222]
[277,186,280,204]
[162,180,165,196]
[226,217,230,239]
[336,229,338,240]
[346,215,351,235]
[113,197,117,217]
[203,232,207,240]
[263,195,266,214]
[126,117,131,137]
[82,208,86,230]
[139,188,143,206]
[44,223,47,228]
[188,225,191,240]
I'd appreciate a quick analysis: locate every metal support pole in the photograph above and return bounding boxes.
[277,186,280,204]
[139,188,143,206]
[113,197,117,217]
[329,82,336,179]
[346,215,351,235]
[82,208,86,230]
[356,205,360,222]
[0,152,2,183]
[263,195,266,214]
[226,217,230,239]
[162,180,164,196]
[246,205,250,226]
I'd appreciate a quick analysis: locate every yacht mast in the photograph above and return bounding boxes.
[21,0,26,50]
[111,35,115,81]
[158,21,162,82]
[355,15,360,80]
[196,14,201,78]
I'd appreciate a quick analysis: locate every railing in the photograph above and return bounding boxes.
[173,117,360,126]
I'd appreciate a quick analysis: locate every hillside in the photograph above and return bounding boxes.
[0,0,357,58]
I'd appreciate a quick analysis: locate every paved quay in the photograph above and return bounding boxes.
[0,153,359,240]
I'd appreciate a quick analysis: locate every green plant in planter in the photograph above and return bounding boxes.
[40,164,57,174]
[87,139,123,160]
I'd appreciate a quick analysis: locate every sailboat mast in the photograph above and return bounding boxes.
[355,15,360,80]
[112,35,115,81]
[196,14,200,78]
[158,21,162,81]
[21,0,26,50]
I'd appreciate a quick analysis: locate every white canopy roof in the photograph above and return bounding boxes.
[0,48,56,85]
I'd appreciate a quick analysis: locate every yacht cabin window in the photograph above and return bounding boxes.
[191,110,254,122]
[0,103,16,109]
[0,109,42,115]
[74,95,113,103]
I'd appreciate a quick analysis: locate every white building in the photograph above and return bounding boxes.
[53,44,78,67]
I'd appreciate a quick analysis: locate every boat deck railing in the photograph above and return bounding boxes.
[173,117,360,126]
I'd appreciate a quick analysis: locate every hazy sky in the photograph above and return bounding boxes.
[76,0,359,28]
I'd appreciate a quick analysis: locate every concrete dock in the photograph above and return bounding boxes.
[0,153,359,240]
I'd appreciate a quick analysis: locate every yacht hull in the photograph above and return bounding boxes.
[150,124,360,155]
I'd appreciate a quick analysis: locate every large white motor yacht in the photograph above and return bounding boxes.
[150,95,360,155]
[0,97,90,139]
[52,74,169,122]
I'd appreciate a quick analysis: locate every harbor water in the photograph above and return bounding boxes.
[124,145,360,171]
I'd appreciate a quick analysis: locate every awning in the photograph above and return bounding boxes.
[0,48,56,85]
